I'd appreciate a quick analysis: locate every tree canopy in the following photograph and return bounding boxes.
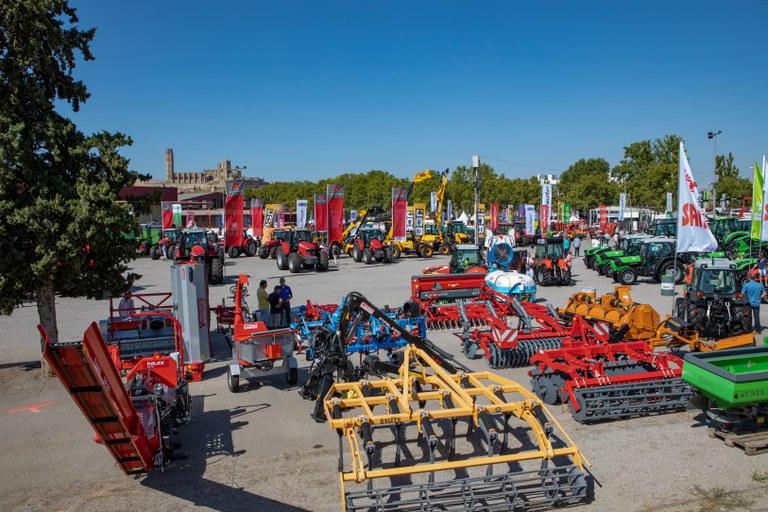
[714,152,751,202]
[557,158,619,213]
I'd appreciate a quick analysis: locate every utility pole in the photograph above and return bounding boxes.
[472,155,480,245]
[707,130,721,213]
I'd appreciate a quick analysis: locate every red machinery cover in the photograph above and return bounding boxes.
[161,201,173,229]
[392,187,408,241]
[327,184,345,243]
[225,180,244,249]
[250,198,264,237]
[314,193,327,232]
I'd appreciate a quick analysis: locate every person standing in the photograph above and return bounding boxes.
[268,285,283,328]
[573,236,581,257]
[563,236,570,254]
[742,275,764,333]
[279,277,293,327]
[117,291,135,319]
[256,279,270,324]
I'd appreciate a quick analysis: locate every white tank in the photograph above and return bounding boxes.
[485,270,537,300]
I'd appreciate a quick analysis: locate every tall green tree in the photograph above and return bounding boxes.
[0,0,143,368]
[714,153,751,202]
[558,158,619,213]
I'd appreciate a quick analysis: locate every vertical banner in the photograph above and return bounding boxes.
[414,203,425,237]
[185,210,195,228]
[563,202,571,224]
[752,160,764,240]
[618,193,626,221]
[250,199,264,238]
[430,191,437,213]
[296,199,308,229]
[477,203,486,237]
[666,192,673,213]
[172,203,182,228]
[276,206,286,228]
[761,156,768,241]
[327,184,345,243]
[224,180,244,249]
[406,206,415,234]
[264,206,275,229]
[349,210,358,222]
[489,202,499,231]
[598,204,608,230]
[540,184,552,234]
[525,204,535,235]
[677,142,717,252]
[446,199,453,221]
[392,187,408,242]
[161,201,173,229]
[314,193,327,232]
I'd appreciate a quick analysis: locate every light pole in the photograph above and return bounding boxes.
[707,130,721,213]
[472,155,480,245]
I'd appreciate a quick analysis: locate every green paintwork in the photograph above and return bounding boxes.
[683,348,768,409]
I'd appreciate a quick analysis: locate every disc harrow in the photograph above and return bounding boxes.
[529,341,694,423]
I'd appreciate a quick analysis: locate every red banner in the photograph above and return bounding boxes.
[185,210,195,228]
[161,201,173,229]
[489,202,499,232]
[224,180,244,249]
[314,193,327,232]
[250,198,264,238]
[392,187,408,241]
[598,204,608,231]
[327,184,344,243]
[539,204,549,234]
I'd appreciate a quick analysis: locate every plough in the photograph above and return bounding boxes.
[311,292,592,512]
[529,341,693,423]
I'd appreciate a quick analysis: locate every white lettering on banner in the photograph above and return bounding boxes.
[676,142,717,252]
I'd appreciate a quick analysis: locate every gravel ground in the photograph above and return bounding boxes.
[1,250,767,512]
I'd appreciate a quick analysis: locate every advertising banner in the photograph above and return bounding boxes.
[276,205,285,228]
[185,210,195,228]
[296,199,308,229]
[161,201,173,229]
[563,202,571,223]
[666,192,673,213]
[525,205,536,235]
[430,191,437,213]
[618,193,626,221]
[250,199,264,238]
[762,156,768,242]
[349,210,358,222]
[477,203,486,237]
[172,203,182,228]
[540,183,552,234]
[327,184,345,243]
[264,206,276,229]
[392,188,408,242]
[489,202,499,232]
[446,199,453,221]
[752,160,764,240]
[598,204,608,231]
[314,193,327,232]
[414,203,426,237]
[224,180,244,249]
[677,142,717,252]
[406,206,415,233]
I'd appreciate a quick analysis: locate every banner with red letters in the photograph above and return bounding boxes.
[327,184,345,243]
[314,193,327,232]
[392,187,408,242]
[677,142,717,252]
[224,180,244,249]
[250,199,264,238]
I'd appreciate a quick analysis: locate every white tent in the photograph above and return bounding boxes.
[457,211,469,224]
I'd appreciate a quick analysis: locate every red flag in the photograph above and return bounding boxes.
[327,184,345,243]
[391,188,408,241]
[489,202,499,231]
[314,193,327,232]
[250,199,264,238]
[598,204,608,231]
[161,201,173,229]
[224,180,244,249]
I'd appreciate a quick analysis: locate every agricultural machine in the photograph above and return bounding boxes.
[608,237,688,285]
[647,218,677,238]
[351,227,394,264]
[300,291,591,511]
[227,229,258,258]
[174,228,224,284]
[40,322,191,475]
[532,238,572,286]
[583,235,610,270]
[275,228,330,273]
[592,233,650,275]
[421,243,486,274]
[258,228,291,259]
[226,275,298,392]
[137,223,163,256]
[150,228,180,260]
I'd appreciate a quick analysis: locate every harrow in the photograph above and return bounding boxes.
[529,341,694,423]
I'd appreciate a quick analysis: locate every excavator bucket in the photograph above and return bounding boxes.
[324,345,590,511]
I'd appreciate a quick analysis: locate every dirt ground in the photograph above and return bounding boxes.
[1,251,767,512]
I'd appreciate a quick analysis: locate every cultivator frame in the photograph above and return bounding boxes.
[324,345,590,512]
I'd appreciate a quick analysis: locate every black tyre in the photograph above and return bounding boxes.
[270,246,278,259]
[210,257,224,284]
[439,244,451,255]
[150,246,160,260]
[276,248,289,270]
[619,268,636,285]
[245,241,257,257]
[227,367,240,393]
[287,252,301,273]
[674,297,686,321]
[317,251,329,271]
[660,261,685,285]
[229,246,239,258]
[353,245,362,262]
[286,367,298,386]
[384,246,393,263]
[362,248,373,264]
[258,247,269,259]
[391,244,401,259]
[421,245,434,258]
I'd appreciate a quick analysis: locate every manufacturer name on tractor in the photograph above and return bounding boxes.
[735,389,767,400]
[146,360,168,368]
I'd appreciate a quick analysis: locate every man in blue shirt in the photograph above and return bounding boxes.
[279,277,293,327]
[741,275,764,332]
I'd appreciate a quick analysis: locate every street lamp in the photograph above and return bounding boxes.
[707,130,722,213]
[472,155,480,245]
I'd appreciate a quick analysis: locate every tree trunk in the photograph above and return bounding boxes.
[36,283,57,377]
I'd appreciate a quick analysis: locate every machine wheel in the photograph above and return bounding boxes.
[353,245,362,262]
[276,248,289,270]
[391,245,401,259]
[270,246,278,259]
[439,244,451,255]
[229,246,240,258]
[660,261,685,284]
[210,257,224,284]
[150,246,160,260]
[362,248,373,264]
[384,246,394,263]
[285,367,298,386]
[674,297,687,321]
[619,268,636,285]
[245,241,257,257]
[316,251,329,271]
[287,252,301,273]
[421,245,434,258]
[258,247,269,259]
[611,272,619,283]
[227,367,240,393]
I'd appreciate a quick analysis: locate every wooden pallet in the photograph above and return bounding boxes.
[709,428,768,455]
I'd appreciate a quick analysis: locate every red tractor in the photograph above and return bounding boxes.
[258,229,291,259]
[275,229,330,273]
[150,228,180,260]
[532,237,572,286]
[175,228,225,284]
[352,228,394,264]
[228,229,258,258]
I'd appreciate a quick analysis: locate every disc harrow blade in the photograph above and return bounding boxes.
[492,338,564,368]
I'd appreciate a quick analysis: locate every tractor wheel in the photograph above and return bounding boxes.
[384,246,394,263]
[245,241,257,257]
[353,245,362,262]
[391,245,401,259]
[227,367,240,393]
[276,248,289,270]
[269,246,278,259]
[229,246,240,258]
[611,272,619,283]
[288,252,301,273]
[150,246,160,260]
[362,248,373,264]
[674,297,687,321]
[421,245,434,258]
[439,244,451,255]
[316,251,330,271]
[210,257,224,285]
[258,247,269,259]
[736,305,753,334]
[285,367,298,386]
[619,268,636,285]
[660,261,685,285]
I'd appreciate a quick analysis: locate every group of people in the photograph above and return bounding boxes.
[256,277,294,328]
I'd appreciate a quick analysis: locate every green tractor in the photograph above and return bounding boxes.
[593,233,651,276]
[647,218,677,238]
[136,223,163,256]
[608,237,688,285]
[583,235,611,270]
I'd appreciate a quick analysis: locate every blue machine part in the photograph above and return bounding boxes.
[486,235,515,271]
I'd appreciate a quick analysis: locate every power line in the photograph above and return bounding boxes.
[480,155,562,174]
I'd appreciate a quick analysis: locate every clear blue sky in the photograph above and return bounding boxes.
[68,0,767,184]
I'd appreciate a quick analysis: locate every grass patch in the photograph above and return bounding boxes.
[752,470,768,483]
[691,485,754,512]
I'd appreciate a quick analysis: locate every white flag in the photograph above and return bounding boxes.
[296,199,308,228]
[618,193,626,221]
[761,155,768,242]
[677,142,717,253]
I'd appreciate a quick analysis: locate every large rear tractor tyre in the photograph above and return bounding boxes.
[229,246,240,258]
[150,246,160,260]
[353,245,362,262]
[660,261,686,285]
[258,247,269,259]
[269,246,278,259]
[619,268,637,285]
[210,257,224,285]
[421,245,434,258]
[287,253,301,273]
[276,248,289,270]
[384,246,394,264]
[362,248,373,264]
[316,251,330,271]
[674,297,687,321]
[245,241,257,257]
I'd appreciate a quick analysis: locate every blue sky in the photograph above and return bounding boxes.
[68,0,767,183]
